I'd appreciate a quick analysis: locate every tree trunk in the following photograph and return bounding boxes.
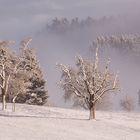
[12,102,16,112]
[2,94,6,110]
[89,104,96,120]
[12,96,17,112]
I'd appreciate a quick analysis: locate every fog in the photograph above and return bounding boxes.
[0,0,140,39]
[0,0,140,109]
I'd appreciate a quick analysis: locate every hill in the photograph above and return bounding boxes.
[0,104,140,140]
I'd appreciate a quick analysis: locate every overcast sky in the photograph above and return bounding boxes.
[0,0,140,40]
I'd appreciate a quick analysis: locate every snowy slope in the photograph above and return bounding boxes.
[0,104,140,140]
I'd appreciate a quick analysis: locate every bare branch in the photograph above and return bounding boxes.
[20,37,32,50]
[94,86,117,103]
[94,47,99,71]
[58,47,119,119]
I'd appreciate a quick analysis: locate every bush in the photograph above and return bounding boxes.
[120,96,134,111]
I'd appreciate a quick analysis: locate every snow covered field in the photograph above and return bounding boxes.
[0,104,140,140]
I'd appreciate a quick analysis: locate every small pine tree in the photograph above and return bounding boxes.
[26,77,48,105]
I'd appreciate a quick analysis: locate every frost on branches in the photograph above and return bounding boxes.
[58,48,119,119]
[0,38,48,111]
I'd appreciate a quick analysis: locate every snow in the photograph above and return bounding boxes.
[0,104,140,140]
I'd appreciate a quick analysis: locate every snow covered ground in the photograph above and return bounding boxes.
[0,104,140,140]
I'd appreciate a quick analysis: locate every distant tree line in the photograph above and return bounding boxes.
[92,34,140,55]
[46,16,113,34]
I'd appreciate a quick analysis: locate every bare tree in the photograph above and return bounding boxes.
[10,77,31,112]
[0,64,10,110]
[0,41,16,110]
[58,48,118,119]
[0,40,30,110]
[120,95,134,111]
[0,38,48,110]
[9,57,31,112]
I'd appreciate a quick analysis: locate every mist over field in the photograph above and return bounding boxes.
[0,0,140,109]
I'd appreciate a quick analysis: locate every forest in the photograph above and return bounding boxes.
[0,27,140,118]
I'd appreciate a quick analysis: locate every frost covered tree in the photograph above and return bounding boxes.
[0,38,48,110]
[0,41,16,110]
[10,74,31,111]
[17,38,48,105]
[58,48,118,119]
[8,41,32,111]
